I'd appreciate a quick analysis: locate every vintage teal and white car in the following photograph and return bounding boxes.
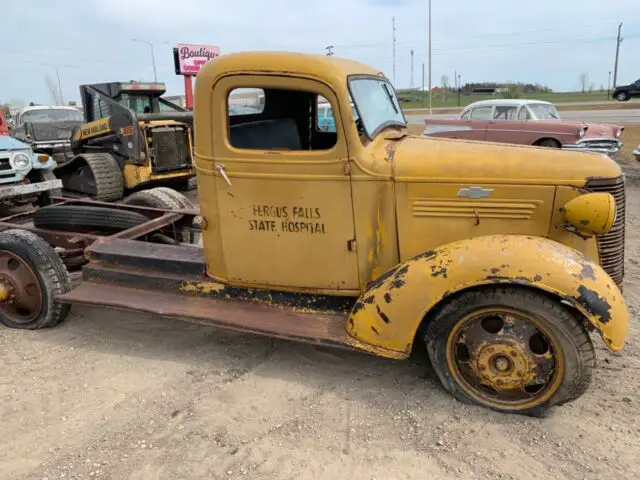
[0,136,62,207]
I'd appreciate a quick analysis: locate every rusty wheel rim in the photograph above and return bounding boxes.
[0,251,43,324]
[445,307,564,410]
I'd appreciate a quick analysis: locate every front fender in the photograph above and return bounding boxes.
[348,235,628,358]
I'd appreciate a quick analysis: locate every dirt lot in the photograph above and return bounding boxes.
[1,181,639,480]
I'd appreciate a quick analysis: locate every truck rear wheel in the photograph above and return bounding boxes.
[0,229,71,329]
[58,153,124,202]
[122,188,198,244]
[424,286,595,417]
[33,205,149,234]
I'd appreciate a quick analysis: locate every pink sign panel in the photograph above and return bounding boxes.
[177,44,221,76]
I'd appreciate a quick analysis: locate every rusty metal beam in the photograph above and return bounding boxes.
[109,212,184,240]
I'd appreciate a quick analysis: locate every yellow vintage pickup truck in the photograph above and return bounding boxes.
[0,52,628,417]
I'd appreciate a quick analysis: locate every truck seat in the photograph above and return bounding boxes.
[230,118,302,150]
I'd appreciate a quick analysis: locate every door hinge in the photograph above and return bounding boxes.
[347,238,357,252]
[343,161,351,175]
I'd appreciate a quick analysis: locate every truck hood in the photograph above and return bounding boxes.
[392,135,622,185]
[0,136,30,151]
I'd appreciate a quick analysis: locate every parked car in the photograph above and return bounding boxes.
[317,101,359,132]
[612,79,640,101]
[10,105,83,164]
[0,136,62,208]
[422,99,624,155]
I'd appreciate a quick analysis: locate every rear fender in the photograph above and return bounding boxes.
[347,235,628,358]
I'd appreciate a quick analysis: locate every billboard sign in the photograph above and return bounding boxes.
[175,44,220,76]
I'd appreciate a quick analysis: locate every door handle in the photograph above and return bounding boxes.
[215,164,232,187]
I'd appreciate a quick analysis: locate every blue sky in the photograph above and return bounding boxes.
[2,0,639,105]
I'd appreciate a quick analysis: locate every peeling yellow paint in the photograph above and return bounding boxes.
[180,281,227,294]
[348,235,628,358]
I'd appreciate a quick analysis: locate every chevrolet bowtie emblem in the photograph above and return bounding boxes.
[457,186,494,199]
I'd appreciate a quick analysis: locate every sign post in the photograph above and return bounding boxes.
[173,44,221,109]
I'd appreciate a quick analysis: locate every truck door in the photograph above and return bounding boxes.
[210,75,360,291]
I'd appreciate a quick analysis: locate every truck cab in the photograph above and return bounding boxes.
[194,52,625,292]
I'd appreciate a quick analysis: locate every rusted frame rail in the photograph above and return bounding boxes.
[0,197,201,250]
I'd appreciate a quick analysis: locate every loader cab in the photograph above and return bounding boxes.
[80,82,168,121]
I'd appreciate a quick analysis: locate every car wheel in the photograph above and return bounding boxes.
[615,91,630,101]
[537,139,560,148]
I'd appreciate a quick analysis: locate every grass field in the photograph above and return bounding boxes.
[398,90,630,110]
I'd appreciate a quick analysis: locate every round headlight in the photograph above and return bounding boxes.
[12,152,31,170]
[578,126,587,138]
[616,128,623,138]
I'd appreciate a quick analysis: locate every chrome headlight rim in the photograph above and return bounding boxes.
[12,152,32,170]
[578,126,588,139]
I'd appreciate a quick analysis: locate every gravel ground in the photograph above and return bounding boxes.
[1,183,638,480]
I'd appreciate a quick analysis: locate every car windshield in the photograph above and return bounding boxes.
[528,103,560,120]
[21,109,83,123]
[349,77,405,137]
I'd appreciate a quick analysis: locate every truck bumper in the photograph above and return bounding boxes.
[0,179,62,200]
[562,138,622,156]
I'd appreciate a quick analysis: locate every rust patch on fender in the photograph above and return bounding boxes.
[376,304,391,324]
[576,285,612,324]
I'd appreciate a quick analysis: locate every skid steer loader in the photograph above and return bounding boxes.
[56,81,195,201]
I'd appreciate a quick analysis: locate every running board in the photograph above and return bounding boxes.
[57,282,354,349]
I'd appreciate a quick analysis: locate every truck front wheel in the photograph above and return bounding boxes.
[424,286,595,417]
[0,229,71,329]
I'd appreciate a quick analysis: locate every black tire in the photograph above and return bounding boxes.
[424,286,595,417]
[63,153,124,202]
[33,205,149,234]
[121,188,196,244]
[0,229,71,329]
[30,170,62,207]
[615,91,630,102]
[537,139,560,148]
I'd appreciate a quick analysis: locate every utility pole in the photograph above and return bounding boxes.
[608,70,612,100]
[325,45,334,56]
[422,63,425,108]
[132,38,158,82]
[457,73,461,107]
[392,17,396,85]
[54,66,63,104]
[427,0,432,114]
[410,50,415,89]
[613,22,623,88]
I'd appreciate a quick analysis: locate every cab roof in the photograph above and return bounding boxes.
[196,51,385,86]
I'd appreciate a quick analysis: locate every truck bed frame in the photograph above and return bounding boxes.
[0,198,357,350]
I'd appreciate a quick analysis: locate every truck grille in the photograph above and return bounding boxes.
[585,176,626,286]
[150,126,192,173]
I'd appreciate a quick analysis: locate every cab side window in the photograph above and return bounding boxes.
[517,107,531,120]
[493,106,517,120]
[470,106,492,120]
[227,88,338,151]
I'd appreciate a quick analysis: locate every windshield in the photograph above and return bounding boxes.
[528,103,561,120]
[21,109,83,123]
[349,77,405,137]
